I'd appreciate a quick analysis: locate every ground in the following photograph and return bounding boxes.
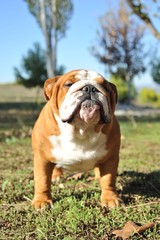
[0,84,159,239]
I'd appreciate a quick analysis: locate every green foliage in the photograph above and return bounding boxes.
[151,58,160,84]
[14,43,47,88]
[55,64,66,75]
[139,88,160,107]
[139,88,158,102]
[110,75,137,103]
[25,0,73,40]
[56,0,74,39]
[14,43,65,88]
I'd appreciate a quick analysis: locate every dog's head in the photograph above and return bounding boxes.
[44,70,118,125]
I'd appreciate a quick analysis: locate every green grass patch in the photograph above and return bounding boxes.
[0,121,160,239]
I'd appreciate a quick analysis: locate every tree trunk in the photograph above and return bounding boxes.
[46,41,54,78]
[51,0,57,76]
[40,0,54,78]
[126,73,132,105]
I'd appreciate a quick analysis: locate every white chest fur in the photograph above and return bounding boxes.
[49,119,107,173]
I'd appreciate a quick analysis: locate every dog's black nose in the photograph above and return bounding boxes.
[82,85,98,93]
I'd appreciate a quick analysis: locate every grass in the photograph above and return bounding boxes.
[0,84,159,239]
[0,120,159,239]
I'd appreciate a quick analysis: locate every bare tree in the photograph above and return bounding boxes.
[126,0,160,40]
[91,2,146,103]
[25,0,73,77]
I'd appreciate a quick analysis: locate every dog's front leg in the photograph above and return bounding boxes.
[97,155,121,208]
[32,152,54,210]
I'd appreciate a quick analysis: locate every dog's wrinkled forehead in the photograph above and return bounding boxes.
[75,70,100,81]
[63,70,106,96]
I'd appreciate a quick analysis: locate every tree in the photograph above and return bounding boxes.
[126,0,160,40]
[14,43,47,87]
[151,58,160,84]
[25,0,73,77]
[14,43,65,88]
[91,1,146,103]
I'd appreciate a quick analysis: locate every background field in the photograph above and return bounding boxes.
[0,84,160,239]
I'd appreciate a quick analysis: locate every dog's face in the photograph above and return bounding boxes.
[44,70,118,125]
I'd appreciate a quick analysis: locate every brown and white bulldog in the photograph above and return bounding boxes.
[32,69,121,209]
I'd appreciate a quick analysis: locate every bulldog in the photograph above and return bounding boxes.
[32,69,121,209]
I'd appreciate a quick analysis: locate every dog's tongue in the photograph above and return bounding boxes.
[79,100,100,123]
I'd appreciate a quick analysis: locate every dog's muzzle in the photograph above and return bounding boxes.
[60,84,110,124]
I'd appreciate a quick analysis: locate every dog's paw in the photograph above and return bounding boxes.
[32,196,53,210]
[101,190,122,208]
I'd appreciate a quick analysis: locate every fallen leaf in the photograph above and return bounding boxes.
[112,220,155,240]
[86,176,95,181]
[67,172,84,181]
[137,222,155,234]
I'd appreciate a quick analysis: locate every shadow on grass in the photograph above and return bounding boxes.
[119,171,160,204]
[51,171,160,207]
[0,102,44,110]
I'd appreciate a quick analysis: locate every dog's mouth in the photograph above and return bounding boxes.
[66,99,105,124]
[78,99,101,123]
[61,96,110,124]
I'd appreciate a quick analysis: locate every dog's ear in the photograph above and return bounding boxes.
[44,76,61,101]
[105,81,118,113]
[108,82,118,104]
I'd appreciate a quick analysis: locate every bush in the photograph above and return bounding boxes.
[139,88,158,103]
[139,88,160,107]
[110,75,136,103]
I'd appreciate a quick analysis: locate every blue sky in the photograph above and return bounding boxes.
[0,0,160,90]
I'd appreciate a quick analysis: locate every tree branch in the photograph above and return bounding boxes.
[126,0,160,40]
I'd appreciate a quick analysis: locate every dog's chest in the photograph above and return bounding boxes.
[49,126,107,172]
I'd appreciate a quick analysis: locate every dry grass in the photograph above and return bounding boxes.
[0,84,44,102]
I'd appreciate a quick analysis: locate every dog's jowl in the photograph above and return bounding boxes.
[32,69,121,209]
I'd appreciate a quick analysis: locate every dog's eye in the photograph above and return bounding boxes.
[63,82,73,87]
